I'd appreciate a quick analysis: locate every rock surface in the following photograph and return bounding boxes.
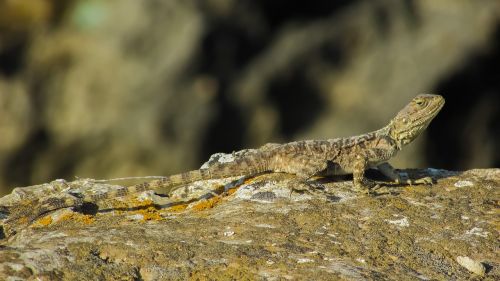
[0,168,498,280]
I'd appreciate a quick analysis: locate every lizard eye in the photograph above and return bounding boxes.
[415,100,425,106]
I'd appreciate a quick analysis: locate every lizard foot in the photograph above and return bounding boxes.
[409,176,434,185]
[395,173,434,186]
[353,179,379,195]
[289,180,324,198]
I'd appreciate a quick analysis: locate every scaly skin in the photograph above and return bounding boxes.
[2,94,445,234]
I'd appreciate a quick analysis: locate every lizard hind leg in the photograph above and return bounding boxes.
[272,153,329,179]
[287,177,327,199]
[272,154,329,198]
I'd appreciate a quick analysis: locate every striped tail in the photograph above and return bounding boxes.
[5,153,271,225]
[121,152,271,196]
[5,195,86,225]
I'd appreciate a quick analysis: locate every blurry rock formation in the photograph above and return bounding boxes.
[0,0,499,194]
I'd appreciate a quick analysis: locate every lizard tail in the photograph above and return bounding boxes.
[4,196,85,225]
[112,153,271,197]
[2,154,270,232]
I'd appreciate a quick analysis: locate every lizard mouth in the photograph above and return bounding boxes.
[431,96,445,118]
[421,94,445,121]
[436,95,445,108]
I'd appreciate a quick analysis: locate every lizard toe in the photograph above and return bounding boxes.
[413,176,434,185]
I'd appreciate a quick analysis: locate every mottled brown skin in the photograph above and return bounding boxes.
[2,94,445,232]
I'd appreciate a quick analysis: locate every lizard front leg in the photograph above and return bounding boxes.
[352,156,377,194]
[377,162,433,185]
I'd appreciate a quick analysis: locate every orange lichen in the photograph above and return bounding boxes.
[133,207,163,221]
[242,178,256,184]
[226,187,238,195]
[129,198,155,207]
[57,212,95,225]
[18,217,29,225]
[74,214,96,224]
[32,212,95,228]
[35,215,53,226]
[168,204,189,212]
[191,195,222,211]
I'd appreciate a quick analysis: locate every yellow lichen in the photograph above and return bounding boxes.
[168,204,189,212]
[133,207,163,222]
[75,214,96,224]
[191,195,222,211]
[35,215,52,226]
[18,217,29,225]
[226,187,238,195]
[31,212,95,228]
[57,212,95,225]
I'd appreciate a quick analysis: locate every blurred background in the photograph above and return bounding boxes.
[0,0,499,195]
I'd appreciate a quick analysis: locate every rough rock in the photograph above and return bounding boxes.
[0,167,498,280]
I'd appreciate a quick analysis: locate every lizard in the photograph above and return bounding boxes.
[1,94,444,233]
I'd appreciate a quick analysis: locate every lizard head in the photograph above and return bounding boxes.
[389,94,445,148]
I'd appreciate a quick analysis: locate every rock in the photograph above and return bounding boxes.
[0,168,498,280]
[456,256,486,276]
